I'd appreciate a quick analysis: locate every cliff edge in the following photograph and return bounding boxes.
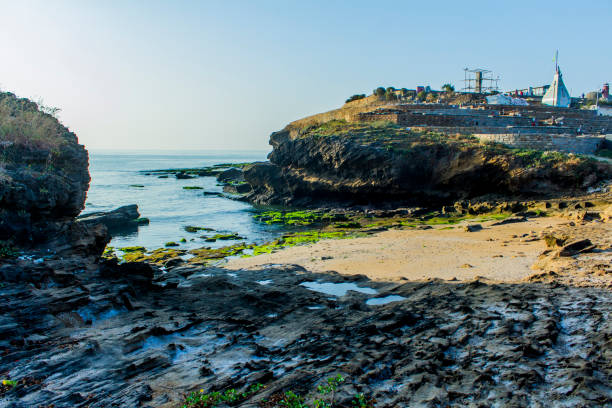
[245,120,611,207]
[0,91,90,243]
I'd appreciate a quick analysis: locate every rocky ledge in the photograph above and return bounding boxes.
[244,121,611,207]
[1,258,611,407]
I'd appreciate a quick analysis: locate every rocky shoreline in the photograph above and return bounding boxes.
[2,93,612,407]
[2,190,611,407]
[1,253,611,407]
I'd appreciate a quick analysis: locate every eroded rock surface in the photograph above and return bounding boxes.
[1,260,610,407]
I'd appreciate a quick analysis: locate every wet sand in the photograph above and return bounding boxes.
[226,217,568,282]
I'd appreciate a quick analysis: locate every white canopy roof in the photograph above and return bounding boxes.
[542,67,571,107]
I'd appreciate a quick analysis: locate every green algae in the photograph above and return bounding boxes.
[122,248,186,264]
[245,230,358,257]
[334,221,361,229]
[253,210,349,226]
[188,243,250,264]
[165,241,179,247]
[102,246,117,260]
[118,246,146,253]
[211,233,244,240]
[184,226,215,233]
[182,186,203,190]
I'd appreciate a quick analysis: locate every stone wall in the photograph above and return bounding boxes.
[474,133,604,154]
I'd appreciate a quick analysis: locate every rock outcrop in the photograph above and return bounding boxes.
[77,204,148,235]
[0,92,90,244]
[245,123,611,206]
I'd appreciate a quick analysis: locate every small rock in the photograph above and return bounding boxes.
[491,217,527,226]
[464,224,482,232]
[559,239,594,257]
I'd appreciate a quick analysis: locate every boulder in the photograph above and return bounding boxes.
[223,183,252,195]
[217,167,244,183]
[77,205,146,235]
[175,172,195,179]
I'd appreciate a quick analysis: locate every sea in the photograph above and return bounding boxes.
[84,150,287,251]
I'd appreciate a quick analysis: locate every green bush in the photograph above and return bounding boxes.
[596,148,612,159]
[442,83,455,93]
[345,94,366,104]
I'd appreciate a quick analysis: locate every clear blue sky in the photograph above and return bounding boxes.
[0,0,610,151]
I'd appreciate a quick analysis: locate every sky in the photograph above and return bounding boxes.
[0,1,610,151]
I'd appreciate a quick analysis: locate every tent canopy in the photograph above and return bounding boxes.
[542,67,571,107]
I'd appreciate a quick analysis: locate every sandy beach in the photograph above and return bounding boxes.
[226,217,569,282]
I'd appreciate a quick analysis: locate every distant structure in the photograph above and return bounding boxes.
[509,85,550,97]
[462,68,500,94]
[542,51,571,107]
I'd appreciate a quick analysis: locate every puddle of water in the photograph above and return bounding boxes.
[191,273,211,279]
[300,281,377,297]
[366,295,407,306]
[306,305,325,310]
[256,279,273,285]
[76,306,126,324]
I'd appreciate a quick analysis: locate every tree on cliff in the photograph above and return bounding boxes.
[374,87,386,97]
[442,83,455,93]
[386,92,398,101]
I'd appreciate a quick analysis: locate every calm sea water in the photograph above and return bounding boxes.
[84,150,286,251]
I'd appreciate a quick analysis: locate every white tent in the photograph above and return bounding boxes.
[486,94,529,106]
[542,67,571,107]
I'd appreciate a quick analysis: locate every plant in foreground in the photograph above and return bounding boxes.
[182,376,375,408]
[182,383,265,408]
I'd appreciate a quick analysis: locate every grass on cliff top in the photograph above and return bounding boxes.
[301,119,599,170]
[0,91,69,152]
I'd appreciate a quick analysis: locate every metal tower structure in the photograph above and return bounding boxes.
[462,68,500,94]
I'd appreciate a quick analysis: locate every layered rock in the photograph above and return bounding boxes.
[0,92,90,244]
[245,123,611,206]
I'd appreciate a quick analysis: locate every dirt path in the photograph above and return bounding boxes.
[226,217,568,282]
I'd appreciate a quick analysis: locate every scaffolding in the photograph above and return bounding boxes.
[462,68,500,94]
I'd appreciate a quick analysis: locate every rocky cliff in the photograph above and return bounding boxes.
[245,120,611,207]
[0,91,90,244]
